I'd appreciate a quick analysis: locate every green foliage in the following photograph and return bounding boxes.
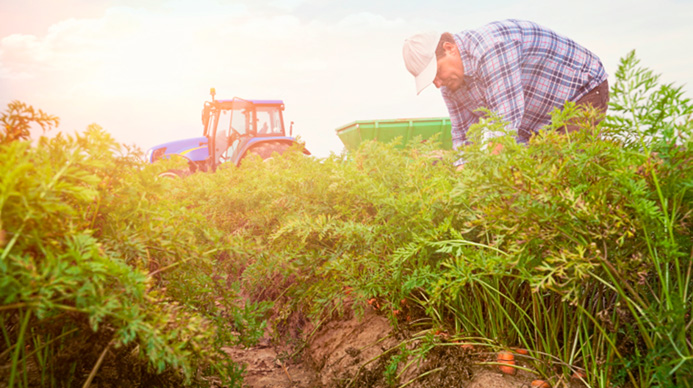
[606,50,692,151]
[195,141,459,324]
[1,51,691,388]
[191,52,691,388]
[391,52,691,387]
[0,122,247,387]
[0,100,59,144]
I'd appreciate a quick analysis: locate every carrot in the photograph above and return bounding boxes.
[498,364,516,375]
[497,351,515,362]
[497,351,516,375]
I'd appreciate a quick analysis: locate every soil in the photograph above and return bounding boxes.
[221,303,569,388]
[222,337,315,388]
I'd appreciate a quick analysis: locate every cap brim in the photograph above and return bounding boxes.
[415,55,437,95]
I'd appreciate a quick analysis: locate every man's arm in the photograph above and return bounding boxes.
[442,92,480,166]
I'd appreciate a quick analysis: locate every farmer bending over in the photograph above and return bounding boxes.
[402,19,609,164]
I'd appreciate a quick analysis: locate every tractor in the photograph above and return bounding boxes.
[146,88,309,176]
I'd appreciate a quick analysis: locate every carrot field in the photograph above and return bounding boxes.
[1,52,691,388]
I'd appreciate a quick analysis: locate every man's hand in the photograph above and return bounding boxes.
[489,142,504,155]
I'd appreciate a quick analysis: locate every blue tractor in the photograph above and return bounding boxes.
[146,89,310,176]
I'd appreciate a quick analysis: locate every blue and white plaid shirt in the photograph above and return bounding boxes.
[442,19,608,148]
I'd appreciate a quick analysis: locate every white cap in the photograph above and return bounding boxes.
[403,32,439,95]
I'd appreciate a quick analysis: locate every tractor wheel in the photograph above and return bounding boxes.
[158,169,188,178]
[245,142,292,161]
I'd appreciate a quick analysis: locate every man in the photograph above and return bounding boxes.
[402,20,609,161]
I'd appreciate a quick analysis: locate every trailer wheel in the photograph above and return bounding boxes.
[245,142,292,161]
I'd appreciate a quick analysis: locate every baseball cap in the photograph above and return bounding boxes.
[403,32,439,95]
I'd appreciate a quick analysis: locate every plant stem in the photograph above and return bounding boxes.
[8,309,31,388]
[82,340,113,388]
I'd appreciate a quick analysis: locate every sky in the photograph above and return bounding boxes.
[2,0,692,158]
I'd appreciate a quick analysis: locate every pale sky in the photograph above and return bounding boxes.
[2,0,692,157]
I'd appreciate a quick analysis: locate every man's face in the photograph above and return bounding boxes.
[433,43,464,92]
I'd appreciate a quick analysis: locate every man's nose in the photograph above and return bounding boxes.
[433,76,442,88]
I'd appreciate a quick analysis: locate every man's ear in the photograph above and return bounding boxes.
[443,41,457,55]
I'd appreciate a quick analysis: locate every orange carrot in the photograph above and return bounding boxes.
[497,351,515,362]
[497,351,516,375]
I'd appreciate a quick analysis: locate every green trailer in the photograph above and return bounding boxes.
[335,117,452,151]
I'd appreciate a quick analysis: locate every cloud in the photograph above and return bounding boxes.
[269,0,311,11]
[333,11,405,33]
[0,8,143,84]
[0,34,47,79]
[0,2,419,154]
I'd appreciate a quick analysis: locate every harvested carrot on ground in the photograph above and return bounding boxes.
[497,351,515,362]
[498,364,516,375]
[531,380,550,388]
[497,351,516,375]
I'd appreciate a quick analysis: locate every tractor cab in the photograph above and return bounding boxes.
[146,89,308,174]
[203,97,290,166]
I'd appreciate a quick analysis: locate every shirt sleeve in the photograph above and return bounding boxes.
[442,91,478,150]
[442,92,480,166]
[477,40,525,139]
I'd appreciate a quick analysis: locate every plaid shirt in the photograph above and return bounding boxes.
[442,19,608,148]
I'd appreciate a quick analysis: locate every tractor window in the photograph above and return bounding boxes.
[226,109,248,137]
[256,107,283,135]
